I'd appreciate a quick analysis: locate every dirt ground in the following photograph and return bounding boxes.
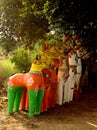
[0,87,97,130]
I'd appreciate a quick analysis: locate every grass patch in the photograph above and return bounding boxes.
[0,58,20,87]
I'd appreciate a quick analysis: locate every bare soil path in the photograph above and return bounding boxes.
[0,87,97,130]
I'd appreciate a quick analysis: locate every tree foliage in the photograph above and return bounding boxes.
[43,0,97,51]
[0,0,97,55]
[0,0,49,52]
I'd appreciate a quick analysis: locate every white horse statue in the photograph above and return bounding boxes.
[57,56,69,105]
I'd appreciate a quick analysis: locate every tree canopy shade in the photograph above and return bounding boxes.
[43,0,97,51]
[0,0,97,54]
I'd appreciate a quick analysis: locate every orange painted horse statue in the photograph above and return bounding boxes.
[7,61,49,117]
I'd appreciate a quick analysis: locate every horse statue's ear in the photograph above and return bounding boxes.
[72,35,79,42]
[42,43,48,52]
[10,73,15,76]
[62,33,70,43]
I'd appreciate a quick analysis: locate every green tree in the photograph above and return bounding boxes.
[43,0,97,51]
[0,0,49,52]
[0,0,97,54]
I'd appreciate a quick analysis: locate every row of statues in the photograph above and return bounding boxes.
[7,33,88,117]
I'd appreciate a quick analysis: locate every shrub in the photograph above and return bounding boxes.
[10,47,33,72]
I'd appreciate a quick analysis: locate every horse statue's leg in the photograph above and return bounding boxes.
[57,58,69,105]
[68,52,77,102]
[62,57,69,104]
[20,87,28,110]
[8,86,24,114]
[25,72,45,117]
[7,74,25,114]
[49,66,58,107]
[41,68,51,112]
[28,89,44,117]
[74,59,82,101]
[74,46,86,100]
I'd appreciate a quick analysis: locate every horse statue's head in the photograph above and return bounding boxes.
[29,54,50,73]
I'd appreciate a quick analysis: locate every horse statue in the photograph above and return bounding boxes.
[7,59,49,117]
[56,33,77,105]
[41,41,70,106]
[62,35,82,102]
[66,35,89,101]
[74,44,89,100]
